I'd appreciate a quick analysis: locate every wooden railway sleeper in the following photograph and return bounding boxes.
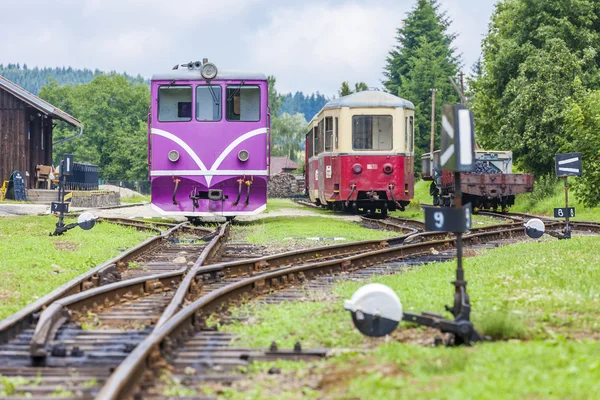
[146,279,163,294]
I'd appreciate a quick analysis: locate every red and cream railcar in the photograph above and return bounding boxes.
[304,91,415,216]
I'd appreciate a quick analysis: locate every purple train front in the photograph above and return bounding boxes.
[148,60,269,220]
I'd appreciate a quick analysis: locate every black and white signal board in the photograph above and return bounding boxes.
[555,153,582,177]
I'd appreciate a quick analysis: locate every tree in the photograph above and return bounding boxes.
[383,0,460,155]
[271,113,307,161]
[354,82,368,92]
[339,81,352,97]
[267,75,283,117]
[563,88,600,206]
[39,75,150,180]
[338,81,368,97]
[471,0,600,176]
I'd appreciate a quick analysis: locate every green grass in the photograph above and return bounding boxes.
[218,234,600,398]
[214,342,600,399]
[512,181,600,221]
[265,198,305,213]
[120,194,150,204]
[0,216,150,320]
[232,216,396,246]
[412,178,432,204]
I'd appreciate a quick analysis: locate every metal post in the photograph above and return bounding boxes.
[454,171,464,290]
[52,161,66,236]
[430,88,437,155]
[564,176,571,239]
[459,72,465,105]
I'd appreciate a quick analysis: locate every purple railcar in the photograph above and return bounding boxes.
[148,60,270,220]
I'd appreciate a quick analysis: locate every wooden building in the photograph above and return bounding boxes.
[0,75,82,188]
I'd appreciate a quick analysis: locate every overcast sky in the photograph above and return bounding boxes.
[0,0,497,96]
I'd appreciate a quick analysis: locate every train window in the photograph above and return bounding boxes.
[226,85,260,121]
[325,117,333,152]
[352,115,393,150]
[318,119,325,154]
[313,125,320,155]
[405,116,414,153]
[307,131,314,158]
[196,85,222,121]
[334,117,338,150]
[158,86,192,122]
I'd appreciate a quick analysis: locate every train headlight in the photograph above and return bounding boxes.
[238,149,249,162]
[201,63,218,80]
[168,150,180,162]
[383,163,393,174]
[352,164,362,174]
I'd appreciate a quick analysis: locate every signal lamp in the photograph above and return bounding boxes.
[238,149,249,162]
[168,150,180,162]
[383,163,393,174]
[352,164,362,174]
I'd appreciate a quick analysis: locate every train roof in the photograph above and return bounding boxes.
[151,69,267,81]
[322,90,415,110]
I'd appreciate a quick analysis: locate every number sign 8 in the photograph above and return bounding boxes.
[558,209,564,217]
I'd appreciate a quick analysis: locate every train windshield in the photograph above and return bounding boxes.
[226,86,260,121]
[158,86,192,122]
[196,85,222,121]
[352,115,393,150]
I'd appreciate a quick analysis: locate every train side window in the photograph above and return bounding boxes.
[307,131,314,158]
[325,117,333,152]
[158,86,192,122]
[352,115,392,150]
[318,119,325,154]
[334,117,338,150]
[313,126,320,155]
[226,85,260,122]
[196,85,222,121]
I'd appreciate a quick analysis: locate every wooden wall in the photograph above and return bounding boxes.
[0,87,54,188]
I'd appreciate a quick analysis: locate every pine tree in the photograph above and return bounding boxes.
[383,0,460,155]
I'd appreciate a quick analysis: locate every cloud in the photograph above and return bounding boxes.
[248,1,409,95]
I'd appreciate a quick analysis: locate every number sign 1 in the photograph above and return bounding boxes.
[554,207,575,218]
[51,202,69,214]
[425,205,472,233]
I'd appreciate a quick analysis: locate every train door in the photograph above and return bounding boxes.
[322,117,334,201]
[304,132,310,194]
[317,119,326,202]
[309,125,320,203]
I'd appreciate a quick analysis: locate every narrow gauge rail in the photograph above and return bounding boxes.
[98,220,600,399]
[0,222,224,399]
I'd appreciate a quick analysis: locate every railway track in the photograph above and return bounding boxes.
[96,219,600,399]
[2,211,598,398]
[0,222,226,399]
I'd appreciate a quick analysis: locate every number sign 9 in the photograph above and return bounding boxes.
[425,205,472,233]
[434,212,444,229]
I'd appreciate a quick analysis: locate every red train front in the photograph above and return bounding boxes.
[304,91,415,216]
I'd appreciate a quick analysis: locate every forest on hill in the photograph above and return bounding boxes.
[0,63,328,120]
[0,64,146,95]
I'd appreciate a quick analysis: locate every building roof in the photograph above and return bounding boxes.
[152,68,267,81]
[324,90,414,110]
[270,156,299,175]
[0,75,82,128]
